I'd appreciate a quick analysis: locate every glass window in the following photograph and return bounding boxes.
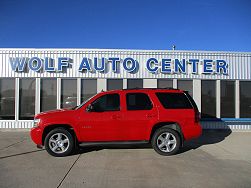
[126,93,152,110]
[107,79,123,91]
[156,93,192,109]
[91,94,120,112]
[157,79,173,88]
[19,79,35,120]
[127,79,143,89]
[201,81,216,118]
[0,79,15,120]
[41,79,57,112]
[177,80,193,97]
[61,79,77,108]
[81,79,97,103]
[240,81,251,118]
[221,81,235,118]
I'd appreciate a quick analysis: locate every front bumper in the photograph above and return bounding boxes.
[30,127,43,145]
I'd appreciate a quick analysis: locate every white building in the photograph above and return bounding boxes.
[0,48,250,130]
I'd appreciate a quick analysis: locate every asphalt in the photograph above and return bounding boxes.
[0,129,251,188]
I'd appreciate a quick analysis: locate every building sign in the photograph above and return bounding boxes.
[9,57,228,74]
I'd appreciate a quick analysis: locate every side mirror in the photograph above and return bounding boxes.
[86,104,94,112]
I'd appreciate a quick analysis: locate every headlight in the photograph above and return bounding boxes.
[33,119,40,128]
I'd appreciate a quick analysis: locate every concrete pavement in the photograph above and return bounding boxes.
[0,130,251,188]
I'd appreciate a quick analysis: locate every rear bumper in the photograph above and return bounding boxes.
[183,123,202,141]
[30,127,43,145]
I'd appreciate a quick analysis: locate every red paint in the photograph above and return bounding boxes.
[30,89,202,146]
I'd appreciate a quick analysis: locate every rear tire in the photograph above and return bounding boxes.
[44,128,75,157]
[151,128,181,156]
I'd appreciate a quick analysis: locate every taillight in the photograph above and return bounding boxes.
[195,110,200,123]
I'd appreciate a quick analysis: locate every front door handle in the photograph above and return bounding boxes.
[146,114,156,118]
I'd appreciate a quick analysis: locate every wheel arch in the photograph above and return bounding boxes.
[42,124,78,145]
[150,122,184,146]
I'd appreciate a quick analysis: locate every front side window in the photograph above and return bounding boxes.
[156,92,192,109]
[19,79,35,120]
[126,93,152,110]
[91,94,120,112]
[0,79,15,120]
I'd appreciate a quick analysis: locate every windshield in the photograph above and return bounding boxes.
[73,94,97,110]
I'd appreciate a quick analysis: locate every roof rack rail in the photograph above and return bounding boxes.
[122,87,180,90]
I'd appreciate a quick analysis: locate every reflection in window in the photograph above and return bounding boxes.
[240,81,251,118]
[107,79,123,91]
[157,79,173,88]
[177,80,193,97]
[41,79,57,112]
[221,81,235,118]
[201,80,216,118]
[61,79,77,108]
[127,79,143,89]
[81,79,97,103]
[19,79,35,120]
[0,79,15,120]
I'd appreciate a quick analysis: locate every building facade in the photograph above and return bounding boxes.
[0,48,251,130]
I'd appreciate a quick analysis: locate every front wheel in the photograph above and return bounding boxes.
[151,128,181,156]
[44,128,75,157]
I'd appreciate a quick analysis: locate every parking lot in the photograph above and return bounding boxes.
[0,129,251,188]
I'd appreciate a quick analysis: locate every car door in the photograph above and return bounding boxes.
[120,92,158,141]
[79,93,123,142]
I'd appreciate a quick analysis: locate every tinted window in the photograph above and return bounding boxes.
[0,78,15,120]
[177,80,193,97]
[127,79,143,89]
[92,94,120,112]
[61,79,77,108]
[158,79,173,88]
[41,79,57,112]
[156,93,193,109]
[221,81,235,118]
[81,79,97,103]
[201,80,216,118]
[126,93,152,110]
[19,79,35,120]
[240,81,251,118]
[107,79,123,91]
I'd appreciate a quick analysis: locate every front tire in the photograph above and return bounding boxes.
[44,128,75,157]
[151,128,181,156]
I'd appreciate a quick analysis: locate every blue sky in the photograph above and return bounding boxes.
[0,0,250,51]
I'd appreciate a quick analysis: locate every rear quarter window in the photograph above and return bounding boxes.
[156,92,193,109]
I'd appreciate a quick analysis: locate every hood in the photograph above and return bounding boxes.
[34,108,73,119]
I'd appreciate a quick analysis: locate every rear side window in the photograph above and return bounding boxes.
[126,93,153,110]
[156,92,193,109]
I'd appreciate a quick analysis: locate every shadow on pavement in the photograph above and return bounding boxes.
[75,128,232,156]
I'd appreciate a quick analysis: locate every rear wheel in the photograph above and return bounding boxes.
[151,128,181,156]
[44,128,75,157]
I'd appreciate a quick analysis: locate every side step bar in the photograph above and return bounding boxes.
[79,140,149,147]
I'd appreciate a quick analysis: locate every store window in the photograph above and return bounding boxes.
[61,79,77,108]
[127,79,143,89]
[221,81,235,118]
[240,81,251,118]
[19,79,35,120]
[107,79,123,91]
[0,79,15,120]
[157,79,173,88]
[201,80,216,118]
[41,79,57,112]
[81,79,97,103]
[177,80,193,97]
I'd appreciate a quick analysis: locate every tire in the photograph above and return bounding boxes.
[151,128,181,156]
[44,128,75,157]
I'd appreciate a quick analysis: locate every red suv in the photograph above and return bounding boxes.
[30,89,202,157]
